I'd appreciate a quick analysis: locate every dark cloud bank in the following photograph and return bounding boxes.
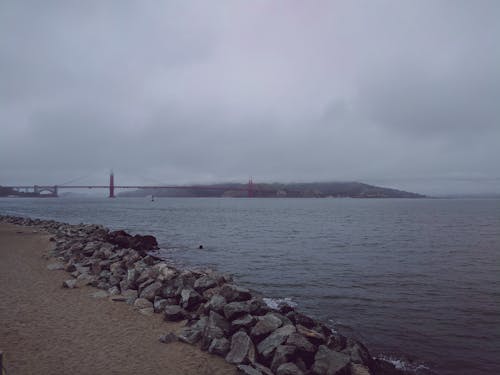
[1,1,499,195]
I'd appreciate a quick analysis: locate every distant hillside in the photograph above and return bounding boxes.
[118,181,424,198]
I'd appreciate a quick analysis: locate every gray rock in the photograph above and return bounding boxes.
[225,331,255,365]
[126,268,140,287]
[206,294,227,313]
[164,305,188,321]
[201,311,230,350]
[296,324,326,345]
[286,332,316,354]
[165,297,179,305]
[343,339,372,366]
[178,317,207,345]
[194,275,218,291]
[208,337,231,356]
[251,313,283,339]
[173,271,197,290]
[257,325,296,360]
[65,262,76,272]
[134,298,153,309]
[108,274,122,287]
[254,364,275,375]
[75,273,95,287]
[122,289,138,304]
[276,363,304,375]
[203,286,221,300]
[137,278,155,294]
[312,345,350,375]
[287,311,316,328]
[232,314,256,331]
[326,332,347,352]
[160,285,179,299]
[271,345,297,373]
[180,288,203,310]
[110,261,125,275]
[219,284,252,302]
[140,281,162,301]
[62,279,77,288]
[153,298,169,313]
[155,263,178,281]
[248,298,271,315]
[224,301,250,320]
[237,365,262,375]
[159,332,178,344]
[108,286,121,295]
[47,262,65,271]
[98,259,113,271]
[349,364,372,375]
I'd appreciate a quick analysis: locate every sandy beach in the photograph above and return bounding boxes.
[0,223,236,375]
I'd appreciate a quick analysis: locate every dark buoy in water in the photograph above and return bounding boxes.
[198,245,203,249]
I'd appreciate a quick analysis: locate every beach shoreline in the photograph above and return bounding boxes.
[0,215,407,375]
[0,222,235,375]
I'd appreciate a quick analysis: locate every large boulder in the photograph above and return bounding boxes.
[296,324,326,345]
[105,230,132,248]
[350,364,373,375]
[226,331,256,365]
[276,363,304,375]
[129,234,158,253]
[223,301,250,320]
[153,298,169,313]
[343,339,372,366]
[201,311,230,351]
[180,288,203,310]
[194,275,218,291]
[287,311,316,328]
[286,333,316,355]
[251,313,283,339]
[164,305,188,321]
[257,325,296,360]
[270,345,296,373]
[208,337,231,356]
[139,281,162,301]
[205,294,227,314]
[178,317,208,345]
[232,314,256,331]
[106,230,158,254]
[219,284,252,302]
[311,345,350,375]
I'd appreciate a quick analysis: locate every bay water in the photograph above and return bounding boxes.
[1,197,499,375]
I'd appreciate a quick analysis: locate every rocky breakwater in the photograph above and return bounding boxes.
[0,215,405,375]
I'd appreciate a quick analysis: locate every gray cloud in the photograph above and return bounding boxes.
[1,0,499,195]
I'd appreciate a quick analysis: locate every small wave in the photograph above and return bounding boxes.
[263,297,298,310]
[377,355,433,374]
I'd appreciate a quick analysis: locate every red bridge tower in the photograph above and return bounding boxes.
[109,170,115,198]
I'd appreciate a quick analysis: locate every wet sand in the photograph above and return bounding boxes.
[0,223,236,375]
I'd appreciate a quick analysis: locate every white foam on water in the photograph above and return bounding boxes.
[377,355,431,373]
[263,297,298,310]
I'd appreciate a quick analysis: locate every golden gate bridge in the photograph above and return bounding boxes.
[4,171,256,198]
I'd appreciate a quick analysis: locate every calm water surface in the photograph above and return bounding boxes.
[1,197,499,375]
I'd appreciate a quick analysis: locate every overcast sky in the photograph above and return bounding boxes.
[1,1,499,195]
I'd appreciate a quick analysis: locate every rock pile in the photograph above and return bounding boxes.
[0,215,405,375]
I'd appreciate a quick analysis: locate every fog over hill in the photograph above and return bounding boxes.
[118,181,424,198]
